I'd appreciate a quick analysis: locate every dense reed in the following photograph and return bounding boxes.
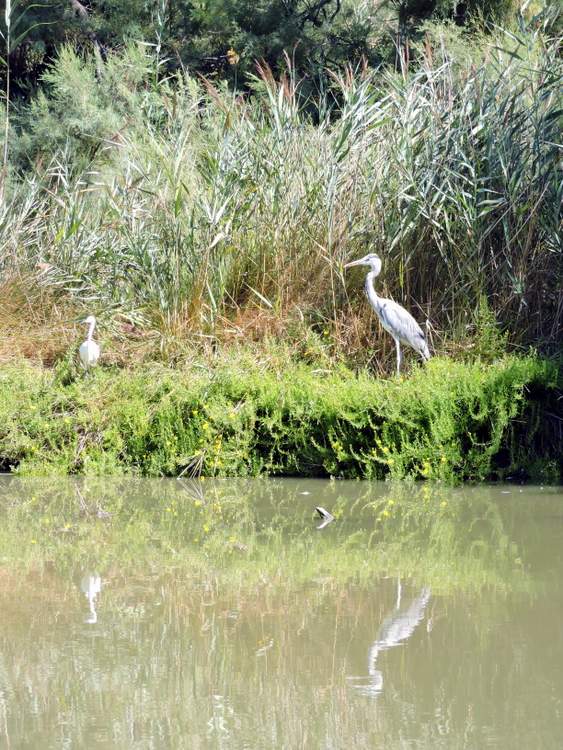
[0,22,560,370]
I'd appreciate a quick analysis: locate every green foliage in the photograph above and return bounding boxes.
[0,355,559,481]
[3,0,382,94]
[471,296,509,362]
[13,44,160,168]
[6,0,558,101]
[427,0,520,25]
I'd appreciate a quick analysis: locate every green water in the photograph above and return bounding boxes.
[0,478,562,749]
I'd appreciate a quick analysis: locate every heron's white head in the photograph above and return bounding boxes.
[344,253,382,276]
[83,315,96,326]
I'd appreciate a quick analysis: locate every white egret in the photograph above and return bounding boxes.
[345,253,431,375]
[79,315,100,368]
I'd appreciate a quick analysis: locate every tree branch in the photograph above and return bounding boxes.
[299,0,341,29]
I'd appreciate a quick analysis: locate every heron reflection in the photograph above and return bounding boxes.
[350,579,431,696]
[80,573,102,624]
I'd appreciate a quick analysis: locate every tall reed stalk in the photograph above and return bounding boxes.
[0,0,11,203]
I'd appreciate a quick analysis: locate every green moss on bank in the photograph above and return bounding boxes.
[0,356,559,482]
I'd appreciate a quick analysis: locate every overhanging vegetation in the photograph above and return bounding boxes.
[0,355,559,481]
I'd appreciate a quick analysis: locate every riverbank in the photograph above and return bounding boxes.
[0,355,560,481]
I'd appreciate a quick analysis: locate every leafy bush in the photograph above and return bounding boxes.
[7,0,557,97]
[0,355,559,481]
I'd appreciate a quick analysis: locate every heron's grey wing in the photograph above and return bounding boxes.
[378,299,428,354]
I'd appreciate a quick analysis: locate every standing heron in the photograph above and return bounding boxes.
[79,315,100,369]
[345,253,430,375]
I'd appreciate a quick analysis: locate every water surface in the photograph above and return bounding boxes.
[0,478,562,749]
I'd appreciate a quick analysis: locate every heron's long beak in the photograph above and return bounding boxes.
[344,258,366,269]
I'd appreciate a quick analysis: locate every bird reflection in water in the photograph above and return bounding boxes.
[80,573,102,624]
[349,579,431,696]
[315,506,335,530]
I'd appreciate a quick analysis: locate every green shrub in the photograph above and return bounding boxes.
[0,355,559,481]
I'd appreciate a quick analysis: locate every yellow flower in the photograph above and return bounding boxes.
[440,501,448,508]
[227,48,240,65]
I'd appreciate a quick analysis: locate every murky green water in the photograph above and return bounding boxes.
[0,477,562,749]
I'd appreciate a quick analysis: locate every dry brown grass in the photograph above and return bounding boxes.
[0,277,453,373]
[0,275,163,368]
[0,274,79,366]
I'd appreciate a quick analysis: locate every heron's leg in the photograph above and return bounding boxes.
[395,339,402,376]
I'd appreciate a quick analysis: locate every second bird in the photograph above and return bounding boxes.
[79,315,101,369]
[345,253,430,376]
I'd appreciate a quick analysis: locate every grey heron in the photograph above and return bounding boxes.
[79,315,100,368]
[365,585,431,695]
[345,253,431,375]
[348,581,431,696]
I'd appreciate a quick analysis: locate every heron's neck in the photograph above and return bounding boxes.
[365,271,383,313]
[87,321,95,341]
